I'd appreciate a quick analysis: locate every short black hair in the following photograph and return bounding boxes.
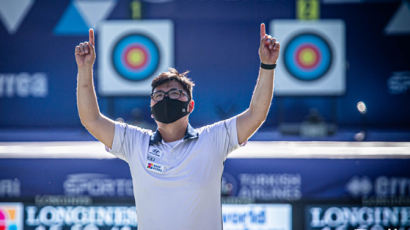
[151,68,195,99]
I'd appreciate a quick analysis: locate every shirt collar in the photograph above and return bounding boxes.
[149,123,199,145]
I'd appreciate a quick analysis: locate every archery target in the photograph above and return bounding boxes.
[112,34,160,81]
[271,20,345,95]
[99,20,173,96]
[284,33,332,81]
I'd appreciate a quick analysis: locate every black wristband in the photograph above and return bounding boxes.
[260,63,276,70]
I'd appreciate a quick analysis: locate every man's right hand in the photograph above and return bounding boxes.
[75,28,115,149]
[75,28,96,68]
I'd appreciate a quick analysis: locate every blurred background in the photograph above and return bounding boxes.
[1,0,409,229]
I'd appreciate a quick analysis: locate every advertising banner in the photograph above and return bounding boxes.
[223,204,291,230]
[24,205,138,230]
[0,203,24,230]
[306,205,410,230]
[222,158,410,202]
[0,202,292,230]
[1,157,410,230]
[1,158,410,202]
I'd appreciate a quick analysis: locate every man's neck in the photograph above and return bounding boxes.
[157,118,188,143]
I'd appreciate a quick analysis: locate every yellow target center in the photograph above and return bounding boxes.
[299,48,316,66]
[127,49,145,66]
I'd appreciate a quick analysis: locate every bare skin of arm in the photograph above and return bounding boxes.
[236,23,280,144]
[75,29,115,148]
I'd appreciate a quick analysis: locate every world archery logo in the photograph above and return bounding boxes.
[0,203,23,230]
[283,32,333,81]
[111,33,160,82]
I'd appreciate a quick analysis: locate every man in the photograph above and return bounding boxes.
[75,23,280,230]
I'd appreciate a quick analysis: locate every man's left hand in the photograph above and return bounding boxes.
[259,23,280,65]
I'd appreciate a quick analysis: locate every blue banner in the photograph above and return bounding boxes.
[0,0,409,129]
[1,158,409,201]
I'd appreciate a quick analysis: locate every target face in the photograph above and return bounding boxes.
[284,33,332,81]
[112,34,160,81]
[271,20,345,95]
[99,20,173,96]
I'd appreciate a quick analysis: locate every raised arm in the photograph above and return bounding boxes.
[75,28,115,148]
[236,23,280,144]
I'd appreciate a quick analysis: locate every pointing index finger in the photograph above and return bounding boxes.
[89,28,95,46]
[260,23,266,39]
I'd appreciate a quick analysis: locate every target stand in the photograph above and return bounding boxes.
[271,20,345,137]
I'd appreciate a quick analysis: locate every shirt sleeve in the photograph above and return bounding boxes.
[205,116,242,161]
[105,122,150,162]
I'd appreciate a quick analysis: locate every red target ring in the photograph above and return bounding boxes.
[295,44,321,70]
[122,45,149,70]
[283,33,332,81]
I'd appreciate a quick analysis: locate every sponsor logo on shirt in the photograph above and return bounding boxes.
[148,148,162,158]
[147,155,156,162]
[146,162,164,174]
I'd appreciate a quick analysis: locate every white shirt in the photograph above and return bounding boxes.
[106,117,240,230]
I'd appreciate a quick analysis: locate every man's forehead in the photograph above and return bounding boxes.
[154,80,184,91]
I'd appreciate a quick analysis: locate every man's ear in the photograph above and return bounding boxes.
[188,100,195,113]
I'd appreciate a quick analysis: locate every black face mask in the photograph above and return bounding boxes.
[151,97,190,124]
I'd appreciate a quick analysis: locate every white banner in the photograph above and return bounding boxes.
[222,204,292,230]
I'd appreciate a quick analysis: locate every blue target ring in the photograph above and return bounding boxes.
[111,34,160,81]
[283,33,332,81]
